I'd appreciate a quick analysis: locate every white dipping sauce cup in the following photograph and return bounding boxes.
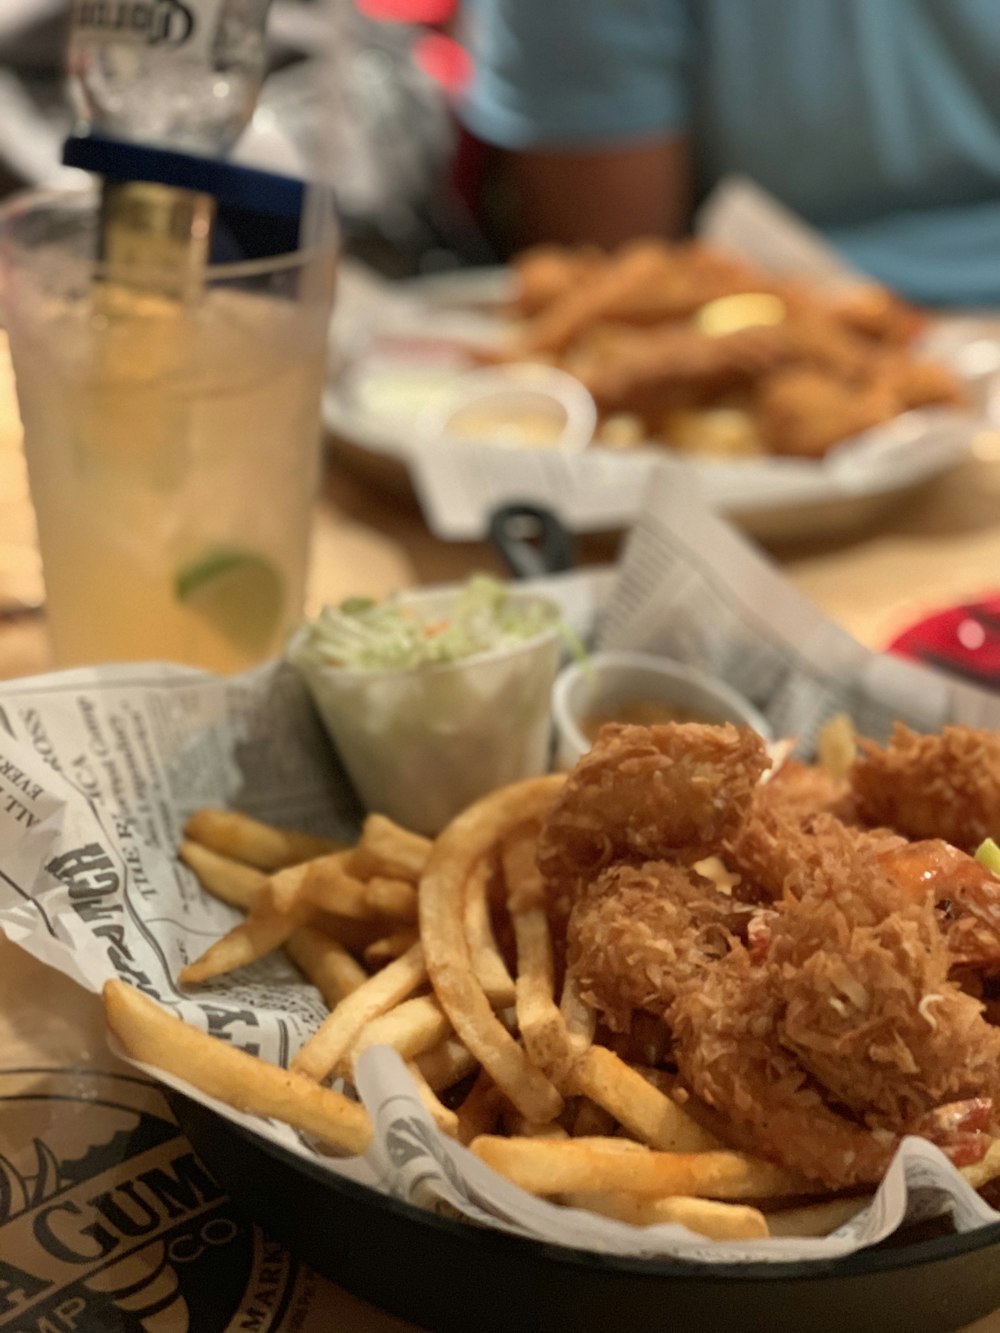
[417,364,598,452]
[551,650,772,770]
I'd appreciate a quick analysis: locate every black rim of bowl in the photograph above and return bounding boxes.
[186,1101,1000,1285]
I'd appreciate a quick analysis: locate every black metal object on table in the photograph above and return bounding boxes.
[488,503,576,581]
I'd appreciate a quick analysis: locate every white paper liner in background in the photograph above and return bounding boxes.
[2,520,1000,1264]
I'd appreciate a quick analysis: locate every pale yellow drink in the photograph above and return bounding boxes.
[2,192,336,672]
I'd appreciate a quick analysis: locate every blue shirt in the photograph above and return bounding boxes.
[459,0,1000,307]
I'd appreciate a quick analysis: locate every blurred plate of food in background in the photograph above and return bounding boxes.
[322,238,988,543]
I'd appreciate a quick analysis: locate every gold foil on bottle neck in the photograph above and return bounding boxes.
[99,179,215,302]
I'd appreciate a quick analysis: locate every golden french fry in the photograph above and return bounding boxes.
[662,407,763,459]
[292,943,427,1082]
[500,826,545,915]
[293,855,376,920]
[563,1191,769,1239]
[267,860,313,914]
[180,899,304,986]
[351,995,452,1063]
[179,840,268,910]
[406,1061,459,1138]
[284,924,368,1008]
[463,860,517,1007]
[470,1135,808,1199]
[502,831,573,1079]
[420,776,566,1124]
[765,1195,872,1238]
[567,1046,721,1152]
[962,1140,1000,1190]
[363,929,420,969]
[414,1036,478,1093]
[597,412,645,450]
[512,903,571,1075]
[558,971,596,1058]
[104,980,370,1154]
[349,814,432,881]
[817,713,857,781]
[456,1069,503,1145]
[364,877,419,923]
[183,808,343,870]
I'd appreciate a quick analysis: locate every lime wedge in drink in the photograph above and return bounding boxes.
[174,547,285,656]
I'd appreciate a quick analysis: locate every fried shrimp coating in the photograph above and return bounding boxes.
[511,239,784,356]
[568,323,789,417]
[827,283,926,344]
[669,950,898,1189]
[536,722,770,908]
[772,820,1000,1128]
[512,244,605,316]
[725,758,854,900]
[511,241,683,357]
[850,723,1000,851]
[754,367,900,458]
[867,352,963,410]
[567,860,751,1032]
[501,236,957,460]
[672,820,1000,1187]
[536,720,1000,1190]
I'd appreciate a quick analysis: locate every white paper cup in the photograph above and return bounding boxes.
[417,364,598,452]
[289,588,562,835]
[551,650,772,770]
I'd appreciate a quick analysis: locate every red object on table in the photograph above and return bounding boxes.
[887,595,1000,691]
[354,0,455,20]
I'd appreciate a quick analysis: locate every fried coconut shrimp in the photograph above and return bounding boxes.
[669,950,899,1189]
[754,367,899,459]
[568,860,752,1032]
[671,819,1000,1188]
[774,823,1000,1117]
[538,721,1000,1191]
[537,722,770,911]
[851,722,1000,851]
[725,758,855,900]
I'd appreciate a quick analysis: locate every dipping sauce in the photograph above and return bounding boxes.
[444,403,568,448]
[579,697,723,744]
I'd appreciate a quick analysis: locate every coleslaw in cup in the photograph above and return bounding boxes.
[288,578,563,834]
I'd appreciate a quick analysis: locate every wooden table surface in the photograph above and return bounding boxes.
[4,328,1000,678]
[3,331,1000,1331]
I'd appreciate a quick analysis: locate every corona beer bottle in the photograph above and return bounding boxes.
[67,0,272,154]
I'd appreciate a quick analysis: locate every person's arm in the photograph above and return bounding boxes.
[502,134,694,250]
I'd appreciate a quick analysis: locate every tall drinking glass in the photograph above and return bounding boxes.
[0,185,337,672]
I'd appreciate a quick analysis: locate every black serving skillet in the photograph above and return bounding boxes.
[171,1092,1000,1333]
